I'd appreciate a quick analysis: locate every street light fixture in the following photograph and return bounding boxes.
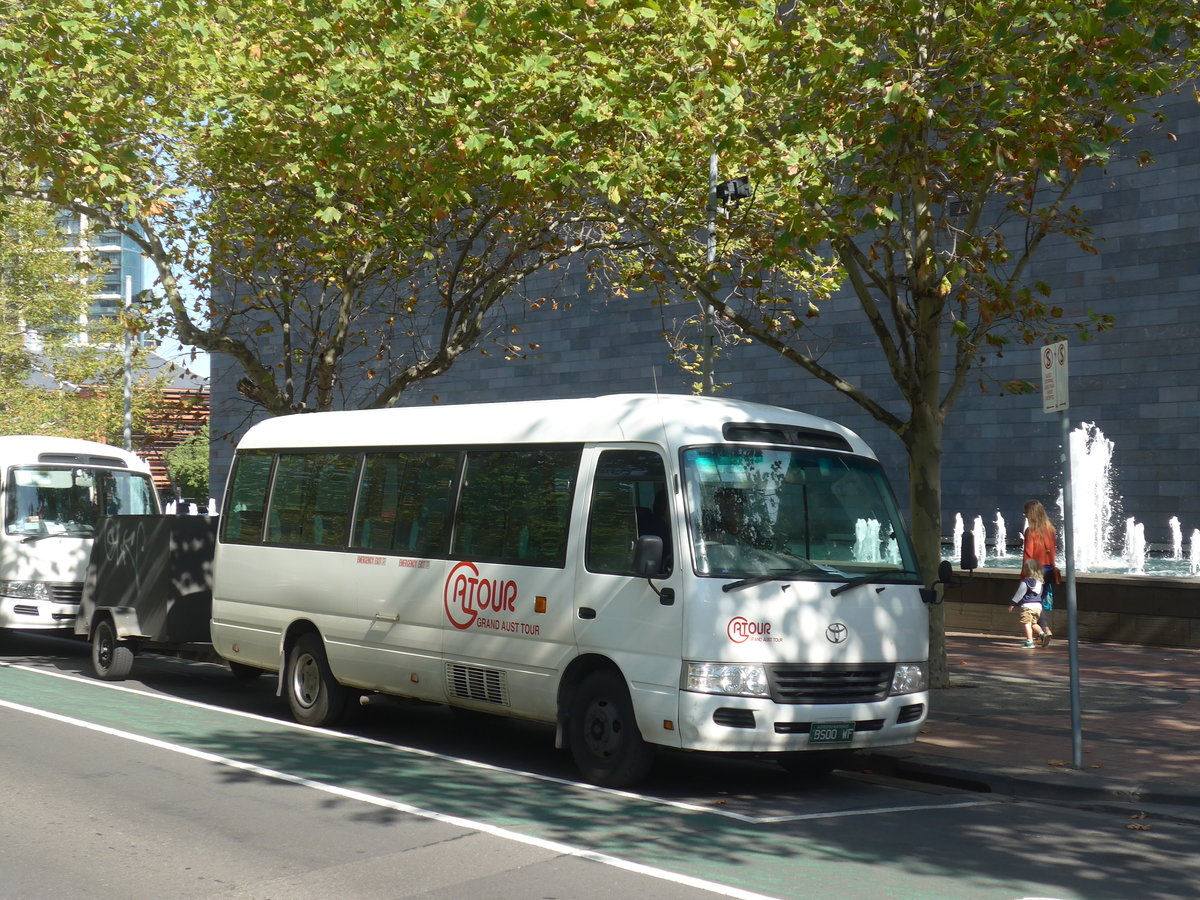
[703,158,751,395]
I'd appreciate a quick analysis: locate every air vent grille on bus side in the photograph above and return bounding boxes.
[722,423,853,452]
[767,664,894,704]
[445,663,509,706]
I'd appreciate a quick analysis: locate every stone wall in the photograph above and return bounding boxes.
[210,94,1200,548]
[944,568,1200,649]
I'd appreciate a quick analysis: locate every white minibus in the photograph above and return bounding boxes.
[212,394,931,786]
[0,436,159,632]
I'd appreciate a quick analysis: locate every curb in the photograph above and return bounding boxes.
[855,749,1200,810]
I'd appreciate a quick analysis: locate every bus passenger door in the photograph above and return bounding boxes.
[348,450,459,700]
[439,447,581,722]
[572,448,684,747]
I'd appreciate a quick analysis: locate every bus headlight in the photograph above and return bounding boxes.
[0,581,51,601]
[685,662,770,698]
[891,663,928,695]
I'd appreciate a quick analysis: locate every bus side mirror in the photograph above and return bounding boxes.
[633,535,663,577]
[960,532,978,572]
[921,559,960,604]
[633,535,674,605]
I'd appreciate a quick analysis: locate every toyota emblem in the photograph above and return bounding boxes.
[826,622,848,644]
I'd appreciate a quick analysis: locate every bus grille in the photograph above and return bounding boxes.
[445,663,509,706]
[767,664,894,705]
[49,583,84,605]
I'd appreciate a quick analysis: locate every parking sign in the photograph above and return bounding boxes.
[1041,340,1069,413]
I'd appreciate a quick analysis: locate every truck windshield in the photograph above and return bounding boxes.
[682,445,919,582]
[5,466,158,538]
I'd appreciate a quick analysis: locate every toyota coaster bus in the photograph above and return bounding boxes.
[211,394,931,787]
[1,436,159,633]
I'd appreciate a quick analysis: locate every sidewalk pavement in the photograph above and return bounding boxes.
[858,632,1200,813]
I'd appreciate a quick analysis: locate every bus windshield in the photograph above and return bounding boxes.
[4,466,158,538]
[682,445,919,581]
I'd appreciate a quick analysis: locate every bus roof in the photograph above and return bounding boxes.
[235,394,875,458]
[0,435,151,472]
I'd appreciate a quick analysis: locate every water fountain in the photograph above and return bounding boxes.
[1067,423,1116,572]
[1123,517,1146,575]
[854,518,882,563]
[947,422,1195,577]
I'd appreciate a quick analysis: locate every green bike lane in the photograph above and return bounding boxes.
[0,662,1028,900]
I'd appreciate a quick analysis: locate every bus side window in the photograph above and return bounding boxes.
[266,452,356,548]
[222,453,274,544]
[586,450,671,576]
[352,451,457,556]
[453,447,580,567]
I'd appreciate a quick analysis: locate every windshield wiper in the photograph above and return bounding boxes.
[830,569,921,596]
[723,566,818,593]
[21,529,91,543]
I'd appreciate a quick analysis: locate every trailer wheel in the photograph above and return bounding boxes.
[568,670,654,788]
[92,618,135,681]
[285,634,347,727]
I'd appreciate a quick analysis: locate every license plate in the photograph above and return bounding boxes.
[809,722,855,744]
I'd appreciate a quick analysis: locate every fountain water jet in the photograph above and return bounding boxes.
[1066,423,1117,572]
[994,512,1008,559]
[1123,518,1146,575]
[972,516,986,565]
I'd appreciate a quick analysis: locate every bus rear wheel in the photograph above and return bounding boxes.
[568,670,654,788]
[286,634,347,727]
[92,618,135,681]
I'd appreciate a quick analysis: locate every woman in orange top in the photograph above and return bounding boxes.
[1022,499,1057,646]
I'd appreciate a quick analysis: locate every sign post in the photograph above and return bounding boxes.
[1042,340,1082,769]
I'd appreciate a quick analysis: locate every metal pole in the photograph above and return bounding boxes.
[702,152,718,395]
[1060,409,1083,768]
[123,275,133,452]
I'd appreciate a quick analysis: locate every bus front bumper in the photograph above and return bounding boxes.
[676,689,930,753]
[0,595,80,630]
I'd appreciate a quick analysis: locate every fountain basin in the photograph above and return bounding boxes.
[944,567,1200,650]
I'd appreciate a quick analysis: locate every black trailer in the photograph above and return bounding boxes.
[74,515,252,680]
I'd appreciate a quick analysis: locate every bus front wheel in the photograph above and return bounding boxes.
[286,634,347,727]
[568,670,654,788]
[92,619,135,681]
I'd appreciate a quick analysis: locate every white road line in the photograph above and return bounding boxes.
[0,696,779,900]
[0,660,997,825]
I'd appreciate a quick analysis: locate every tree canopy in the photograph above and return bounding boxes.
[0,0,637,416]
[2,0,1196,683]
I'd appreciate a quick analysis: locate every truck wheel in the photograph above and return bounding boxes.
[286,634,347,727]
[568,670,654,788]
[92,619,135,681]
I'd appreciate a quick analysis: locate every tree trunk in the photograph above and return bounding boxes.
[905,405,948,688]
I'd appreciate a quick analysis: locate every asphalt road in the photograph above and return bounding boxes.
[2,631,1198,900]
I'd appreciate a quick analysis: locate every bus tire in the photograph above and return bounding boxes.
[286,634,347,727]
[92,618,135,681]
[568,670,654,788]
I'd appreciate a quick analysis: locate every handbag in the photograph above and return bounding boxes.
[1042,582,1054,611]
